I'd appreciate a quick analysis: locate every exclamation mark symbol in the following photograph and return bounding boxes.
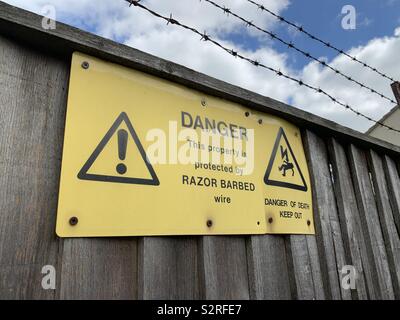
[116,129,128,175]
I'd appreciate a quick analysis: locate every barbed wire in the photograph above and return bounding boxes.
[126,0,400,133]
[202,0,396,105]
[246,0,397,84]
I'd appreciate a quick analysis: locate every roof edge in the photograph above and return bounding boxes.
[365,105,399,134]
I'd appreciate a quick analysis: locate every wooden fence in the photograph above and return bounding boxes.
[0,3,399,299]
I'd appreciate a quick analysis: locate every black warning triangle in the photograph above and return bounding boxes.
[77,112,160,186]
[264,127,307,191]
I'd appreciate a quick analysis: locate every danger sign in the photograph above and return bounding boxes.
[77,112,159,186]
[56,52,314,237]
[264,127,307,191]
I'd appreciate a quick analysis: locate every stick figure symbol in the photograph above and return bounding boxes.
[278,145,294,177]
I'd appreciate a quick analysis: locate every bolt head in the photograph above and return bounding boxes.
[81,61,89,69]
[206,220,213,228]
[69,216,78,226]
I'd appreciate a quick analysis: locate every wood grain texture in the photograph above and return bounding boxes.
[0,35,68,299]
[303,130,349,300]
[286,235,325,300]
[246,235,292,299]
[138,237,199,299]
[348,144,395,299]
[59,239,137,299]
[368,151,400,298]
[199,236,250,299]
[328,138,370,300]
[0,1,399,158]
[383,155,400,232]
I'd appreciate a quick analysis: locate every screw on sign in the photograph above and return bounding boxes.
[81,61,89,69]
[69,216,78,226]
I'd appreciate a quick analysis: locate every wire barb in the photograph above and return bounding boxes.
[126,0,400,133]
[201,31,210,41]
[167,14,177,25]
[129,0,140,7]
[223,6,231,15]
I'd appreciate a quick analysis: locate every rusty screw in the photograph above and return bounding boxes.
[81,61,89,69]
[201,98,207,107]
[268,217,273,224]
[69,216,79,226]
[307,220,311,226]
[206,220,213,228]
[245,111,250,117]
[258,119,263,124]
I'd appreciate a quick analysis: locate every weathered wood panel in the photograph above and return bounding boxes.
[0,35,68,299]
[368,151,400,298]
[246,235,292,299]
[60,239,137,299]
[138,237,199,299]
[328,138,369,299]
[383,155,400,232]
[286,235,325,300]
[348,145,395,299]
[199,236,250,299]
[303,130,350,300]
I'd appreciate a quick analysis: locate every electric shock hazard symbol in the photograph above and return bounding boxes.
[264,127,308,191]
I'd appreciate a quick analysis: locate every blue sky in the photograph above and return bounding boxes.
[4,0,400,134]
[225,0,400,71]
[283,0,399,69]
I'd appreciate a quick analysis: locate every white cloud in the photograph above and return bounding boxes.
[3,0,399,133]
[292,28,400,131]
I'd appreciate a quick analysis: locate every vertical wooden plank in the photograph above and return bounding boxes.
[0,36,68,299]
[303,130,350,300]
[368,151,400,298]
[246,235,292,299]
[199,236,249,299]
[348,144,394,299]
[138,237,199,299]
[285,235,325,300]
[59,239,137,299]
[328,138,370,299]
[383,155,400,232]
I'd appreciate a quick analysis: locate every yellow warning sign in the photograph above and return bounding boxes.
[56,52,315,237]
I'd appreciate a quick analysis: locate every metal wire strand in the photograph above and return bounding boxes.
[126,0,400,133]
[246,0,397,83]
[202,0,396,105]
